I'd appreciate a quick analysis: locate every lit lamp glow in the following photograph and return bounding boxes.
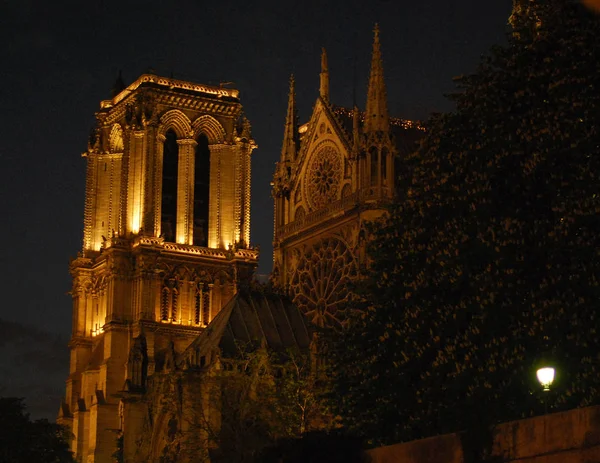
[536,367,555,392]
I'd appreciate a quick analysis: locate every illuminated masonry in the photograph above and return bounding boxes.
[58,73,257,462]
[272,26,423,328]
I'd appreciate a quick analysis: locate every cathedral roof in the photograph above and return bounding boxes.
[183,289,312,364]
[330,105,425,156]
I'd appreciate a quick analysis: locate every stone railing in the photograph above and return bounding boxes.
[277,191,360,238]
[276,187,394,240]
[133,236,258,261]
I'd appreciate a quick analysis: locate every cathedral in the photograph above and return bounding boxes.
[271,25,423,328]
[59,25,422,462]
[58,74,262,461]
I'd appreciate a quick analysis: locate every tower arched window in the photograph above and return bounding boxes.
[194,134,210,247]
[161,130,178,242]
[381,148,388,185]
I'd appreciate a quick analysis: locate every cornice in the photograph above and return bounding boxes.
[101,88,242,127]
[136,319,206,338]
[103,74,239,107]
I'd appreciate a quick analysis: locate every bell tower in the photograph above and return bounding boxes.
[59,74,258,462]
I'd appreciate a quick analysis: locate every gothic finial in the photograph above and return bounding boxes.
[320,47,330,102]
[365,24,390,134]
[281,74,298,163]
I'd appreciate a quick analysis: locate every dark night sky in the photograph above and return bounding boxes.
[0,0,512,418]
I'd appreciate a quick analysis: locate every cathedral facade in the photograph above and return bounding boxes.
[271,26,423,328]
[58,74,258,462]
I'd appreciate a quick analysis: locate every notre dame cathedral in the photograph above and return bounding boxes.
[60,26,421,462]
[271,25,422,328]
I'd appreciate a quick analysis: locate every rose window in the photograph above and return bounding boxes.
[289,237,357,329]
[306,145,342,211]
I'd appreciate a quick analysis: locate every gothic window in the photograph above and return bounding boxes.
[202,290,210,325]
[194,286,202,325]
[161,286,170,321]
[161,130,178,242]
[289,237,358,329]
[160,279,179,322]
[194,134,210,247]
[171,286,179,322]
[305,144,342,211]
[370,147,378,186]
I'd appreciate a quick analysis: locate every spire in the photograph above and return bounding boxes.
[365,24,390,134]
[281,74,298,163]
[319,47,330,102]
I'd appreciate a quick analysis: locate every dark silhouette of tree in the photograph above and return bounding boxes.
[254,431,370,463]
[327,0,600,449]
[0,397,74,463]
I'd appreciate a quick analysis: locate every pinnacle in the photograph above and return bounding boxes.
[320,47,330,101]
[365,24,389,134]
[281,74,298,163]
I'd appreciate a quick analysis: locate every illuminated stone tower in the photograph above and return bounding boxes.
[58,74,258,462]
[272,26,423,328]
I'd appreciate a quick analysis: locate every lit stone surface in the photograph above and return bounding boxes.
[271,28,423,329]
[59,73,258,462]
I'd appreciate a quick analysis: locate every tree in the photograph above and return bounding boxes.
[255,431,370,463]
[135,344,334,463]
[0,397,74,463]
[328,0,600,449]
[205,346,335,462]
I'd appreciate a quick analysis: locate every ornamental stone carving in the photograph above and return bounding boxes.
[289,236,357,329]
[305,143,342,211]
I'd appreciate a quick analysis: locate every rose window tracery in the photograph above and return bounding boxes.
[289,237,357,329]
[306,144,342,211]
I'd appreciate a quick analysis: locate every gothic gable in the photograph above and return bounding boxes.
[291,98,354,215]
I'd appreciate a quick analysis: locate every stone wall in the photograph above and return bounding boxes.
[367,406,600,463]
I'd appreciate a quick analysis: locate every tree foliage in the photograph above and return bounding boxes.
[0,397,74,463]
[145,344,334,463]
[255,430,370,463]
[208,346,334,462]
[328,0,600,446]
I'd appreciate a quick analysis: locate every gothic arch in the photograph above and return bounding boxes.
[192,269,212,284]
[149,407,178,462]
[109,124,124,152]
[213,269,232,285]
[158,110,193,139]
[192,115,226,144]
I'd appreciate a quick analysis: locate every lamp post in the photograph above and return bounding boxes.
[536,364,555,415]
[536,366,555,392]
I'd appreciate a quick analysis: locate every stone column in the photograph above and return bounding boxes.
[176,138,197,245]
[127,131,145,234]
[154,133,165,238]
[208,283,214,324]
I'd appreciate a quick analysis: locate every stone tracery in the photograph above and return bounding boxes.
[289,236,357,329]
[305,144,343,211]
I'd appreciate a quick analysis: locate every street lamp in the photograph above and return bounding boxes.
[536,366,555,392]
